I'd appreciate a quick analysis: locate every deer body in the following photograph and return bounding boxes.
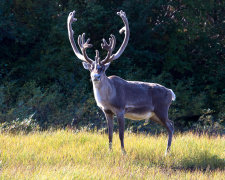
[67,10,175,155]
[93,74,174,122]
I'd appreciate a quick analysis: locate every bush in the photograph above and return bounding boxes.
[0,0,224,132]
[0,114,39,134]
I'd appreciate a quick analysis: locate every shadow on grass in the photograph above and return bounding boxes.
[132,150,225,171]
[176,150,225,171]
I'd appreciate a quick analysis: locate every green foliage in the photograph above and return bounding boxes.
[0,113,39,134]
[0,0,224,132]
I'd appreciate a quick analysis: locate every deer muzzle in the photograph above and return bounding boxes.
[92,73,101,81]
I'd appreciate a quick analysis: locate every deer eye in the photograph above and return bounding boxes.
[97,66,102,72]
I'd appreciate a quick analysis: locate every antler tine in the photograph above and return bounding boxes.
[101,10,129,64]
[77,33,94,64]
[100,34,116,64]
[111,35,116,52]
[112,10,130,61]
[95,50,100,63]
[67,10,94,64]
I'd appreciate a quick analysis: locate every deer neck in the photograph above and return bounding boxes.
[92,75,112,108]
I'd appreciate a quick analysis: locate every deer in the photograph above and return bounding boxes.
[67,10,176,155]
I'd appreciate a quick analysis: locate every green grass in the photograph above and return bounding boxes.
[0,130,224,179]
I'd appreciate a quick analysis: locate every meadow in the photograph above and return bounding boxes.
[0,130,224,179]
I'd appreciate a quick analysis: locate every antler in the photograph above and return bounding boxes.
[95,50,100,64]
[77,33,94,63]
[67,10,129,65]
[67,11,94,64]
[101,10,130,64]
[100,35,116,64]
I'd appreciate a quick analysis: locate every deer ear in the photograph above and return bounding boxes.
[104,63,110,71]
[82,62,91,70]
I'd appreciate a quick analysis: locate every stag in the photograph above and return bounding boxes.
[67,10,176,155]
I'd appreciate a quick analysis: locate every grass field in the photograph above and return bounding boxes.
[0,130,224,179]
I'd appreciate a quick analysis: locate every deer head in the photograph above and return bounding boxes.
[67,10,130,84]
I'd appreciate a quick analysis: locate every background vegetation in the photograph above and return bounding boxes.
[0,0,224,133]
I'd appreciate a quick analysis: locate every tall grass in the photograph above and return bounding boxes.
[0,130,224,179]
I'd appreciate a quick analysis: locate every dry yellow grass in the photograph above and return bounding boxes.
[0,130,224,179]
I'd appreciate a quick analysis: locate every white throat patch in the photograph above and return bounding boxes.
[93,85,104,108]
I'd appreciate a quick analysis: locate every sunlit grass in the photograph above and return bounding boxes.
[0,130,224,179]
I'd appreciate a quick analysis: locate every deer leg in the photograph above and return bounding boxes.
[103,110,114,150]
[164,120,174,155]
[154,107,174,156]
[116,112,126,154]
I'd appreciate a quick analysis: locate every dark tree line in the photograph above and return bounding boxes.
[0,0,224,133]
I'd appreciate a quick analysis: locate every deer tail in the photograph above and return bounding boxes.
[169,89,176,101]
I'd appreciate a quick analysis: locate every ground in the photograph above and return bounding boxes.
[0,130,224,179]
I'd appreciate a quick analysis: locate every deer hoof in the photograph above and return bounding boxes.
[122,148,127,155]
